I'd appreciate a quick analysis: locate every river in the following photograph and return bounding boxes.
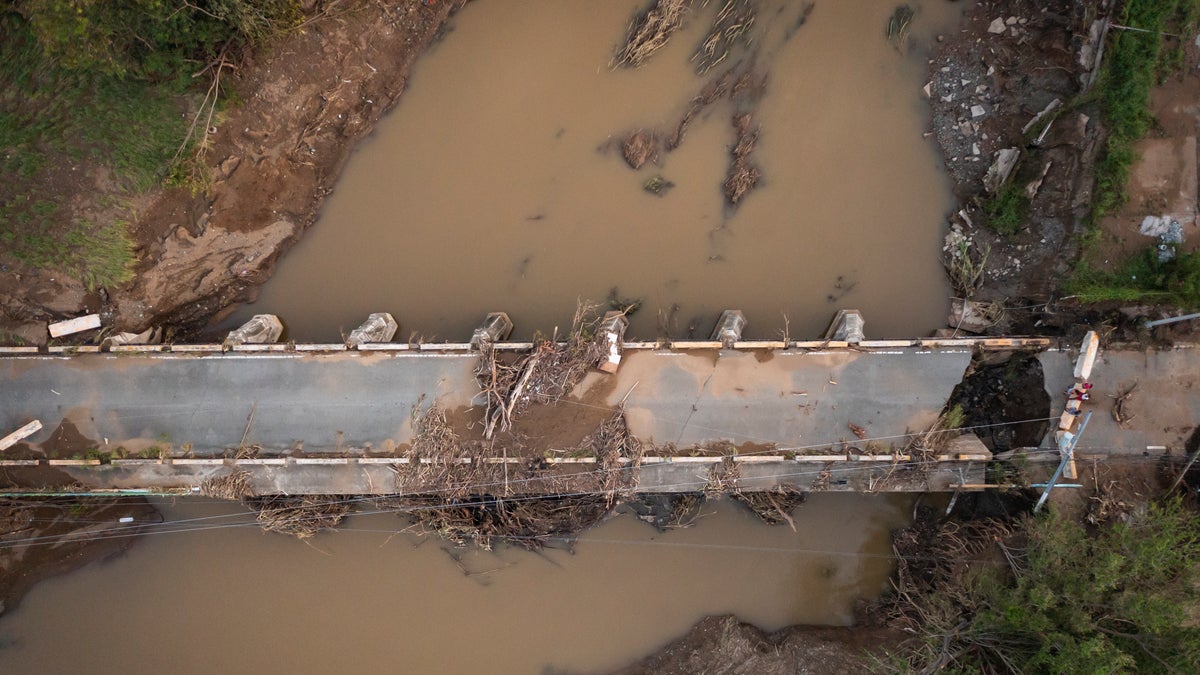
[0,496,908,673]
[223,0,964,341]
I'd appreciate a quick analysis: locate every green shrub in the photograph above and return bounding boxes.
[984,182,1029,236]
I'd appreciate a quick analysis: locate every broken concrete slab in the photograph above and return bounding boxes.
[983,147,1020,194]
[47,314,101,339]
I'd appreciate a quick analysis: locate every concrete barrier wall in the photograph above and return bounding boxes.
[3,336,1056,359]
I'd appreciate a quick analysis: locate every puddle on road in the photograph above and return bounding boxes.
[225,0,965,341]
[0,495,907,674]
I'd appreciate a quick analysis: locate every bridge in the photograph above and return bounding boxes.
[1,327,1197,498]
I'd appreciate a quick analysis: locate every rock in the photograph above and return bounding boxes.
[218,155,241,179]
[983,147,1020,194]
[987,17,1006,34]
[949,298,998,334]
[1006,17,1018,26]
[1139,215,1173,237]
[970,105,986,118]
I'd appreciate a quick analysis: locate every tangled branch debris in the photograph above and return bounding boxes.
[943,237,991,297]
[621,129,662,169]
[393,494,613,551]
[1112,382,1137,428]
[732,487,805,529]
[909,404,965,462]
[886,5,915,50]
[477,303,604,440]
[723,113,761,205]
[390,405,643,548]
[883,511,1016,636]
[200,470,252,499]
[612,0,694,68]
[692,0,757,75]
[246,495,351,538]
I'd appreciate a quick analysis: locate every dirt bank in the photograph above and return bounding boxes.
[1,0,463,344]
[611,615,904,675]
[930,0,1102,314]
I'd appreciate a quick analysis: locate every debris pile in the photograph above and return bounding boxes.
[246,495,352,538]
[199,470,252,499]
[611,0,694,69]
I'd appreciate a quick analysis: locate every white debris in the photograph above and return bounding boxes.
[988,17,1006,34]
[983,148,1021,194]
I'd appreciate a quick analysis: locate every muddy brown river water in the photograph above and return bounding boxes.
[0,496,907,673]
[2,3,969,670]
[226,0,965,341]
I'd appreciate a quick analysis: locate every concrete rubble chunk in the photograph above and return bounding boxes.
[711,310,747,348]
[346,313,398,348]
[987,17,1006,34]
[1,420,42,452]
[1139,215,1174,237]
[823,309,865,344]
[947,433,993,460]
[983,147,1020,194]
[224,314,283,348]
[48,314,101,338]
[948,298,995,334]
[1021,98,1061,135]
[1074,331,1099,381]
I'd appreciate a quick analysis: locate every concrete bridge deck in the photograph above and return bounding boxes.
[2,338,1197,496]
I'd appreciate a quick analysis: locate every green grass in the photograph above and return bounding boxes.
[983,181,1029,236]
[1092,0,1197,220]
[1067,0,1200,306]
[0,18,192,192]
[1069,247,1200,306]
[0,212,136,291]
[0,14,189,288]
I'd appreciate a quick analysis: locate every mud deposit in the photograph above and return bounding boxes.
[0,495,907,673]
[225,0,965,342]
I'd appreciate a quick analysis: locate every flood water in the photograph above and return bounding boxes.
[0,496,908,673]
[226,0,965,341]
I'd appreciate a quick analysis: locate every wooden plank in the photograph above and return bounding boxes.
[1,420,42,451]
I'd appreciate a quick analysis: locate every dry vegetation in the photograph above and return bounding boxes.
[609,0,791,210]
[476,303,605,440]
[724,112,761,205]
[245,495,352,539]
[612,0,695,68]
[199,470,252,499]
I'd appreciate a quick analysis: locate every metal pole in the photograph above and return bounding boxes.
[1035,412,1091,513]
[1146,311,1200,329]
